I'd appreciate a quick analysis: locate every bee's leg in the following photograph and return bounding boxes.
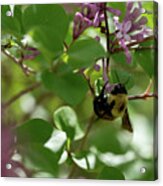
[99,81,109,98]
[122,109,133,132]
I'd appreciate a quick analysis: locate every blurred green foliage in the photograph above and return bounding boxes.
[1,2,157,180]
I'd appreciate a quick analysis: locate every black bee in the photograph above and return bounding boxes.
[93,83,133,132]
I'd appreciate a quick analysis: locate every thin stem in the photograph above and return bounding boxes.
[2,82,41,109]
[103,3,110,73]
[63,41,69,51]
[82,73,95,96]
[102,58,109,84]
[2,49,36,76]
[68,114,97,178]
[113,46,155,54]
[126,35,155,48]
[128,92,158,101]
[104,3,110,53]
[78,114,96,150]
[111,35,155,53]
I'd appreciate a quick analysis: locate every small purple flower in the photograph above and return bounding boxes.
[114,2,151,63]
[94,64,101,71]
[73,3,121,40]
[73,12,92,39]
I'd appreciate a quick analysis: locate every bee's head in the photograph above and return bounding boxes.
[111,83,127,95]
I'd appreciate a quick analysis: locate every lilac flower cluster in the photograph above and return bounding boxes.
[73,3,121,40]
[114,2,151,63]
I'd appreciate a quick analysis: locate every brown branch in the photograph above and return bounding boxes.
[128,93,158,101]
[126,35,155,48]
[113,46,156,54]
[104,3,110,73]
[104,3,110,53]
[111,35,155,53]
[63,41,69,51]
[2,82,41,109]
[2,49,36,76]
[78,115,96,150]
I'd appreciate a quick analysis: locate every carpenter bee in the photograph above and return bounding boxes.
[93,82,133,132]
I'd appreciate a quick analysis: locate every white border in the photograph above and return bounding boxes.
[0,0,158,5]
[1,0,163,186]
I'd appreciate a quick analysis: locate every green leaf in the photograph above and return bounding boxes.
[133,50,155,78]
[41,68,88,106]
[21,144,58,176]
[53,106,84,141]
[68,38,106,69]
[110,68,134,90]
[98,166,125,180]
[22,4,69,59]
[1,5,21,36]
[14,5,25,35]
[89,124,126,154]
[16,119,53,144]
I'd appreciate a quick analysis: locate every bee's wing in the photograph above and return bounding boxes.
[122,109,133,132]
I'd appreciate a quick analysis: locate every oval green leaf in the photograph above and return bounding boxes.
[41,70,88,106]
[68,38,106,69]
[16,119,53,144]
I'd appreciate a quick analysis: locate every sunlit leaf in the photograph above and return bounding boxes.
[53,106,84,140]
[71,152,96,170]
[44,129,67,160]
[22,4,69,60]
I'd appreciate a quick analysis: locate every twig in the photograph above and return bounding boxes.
[104,3,110,54]
[2,49,36,76]
[78,115,96,150]
[102,58,109,84]
[68,114,96,178]
[2,82,41,109]
[113,46,155,54]
[103,3,110,72]
[63,41,69,51]
[126,35,155,48]
[111,35,155,53]
[128,93,158,101]
[82,73,95,96]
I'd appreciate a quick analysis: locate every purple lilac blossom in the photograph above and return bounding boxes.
[73,3,121,40]
[114,2,151,63]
